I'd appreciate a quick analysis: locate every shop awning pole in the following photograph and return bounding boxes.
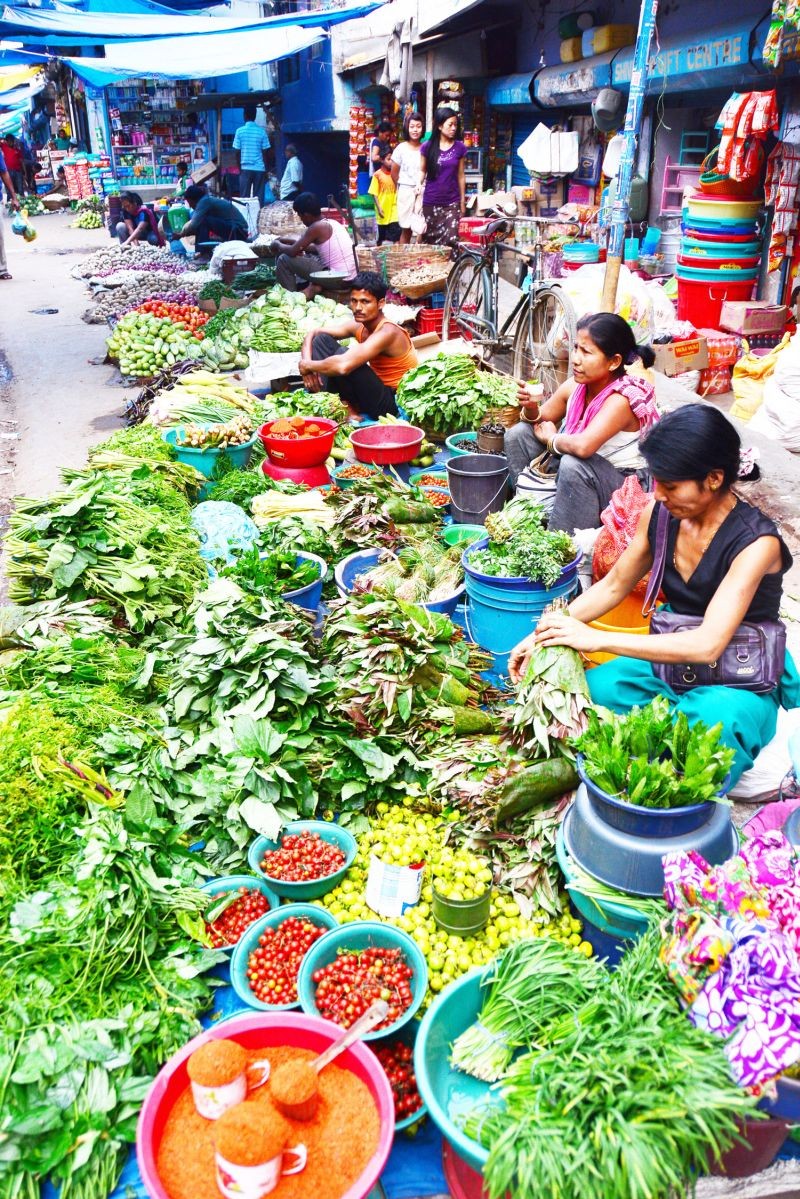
[601,0,659,313]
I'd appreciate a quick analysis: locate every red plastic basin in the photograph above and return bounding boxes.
[136,1010,395,1199]
[259,417,338,467]
[350,423,424,465]
[262,460,331,487]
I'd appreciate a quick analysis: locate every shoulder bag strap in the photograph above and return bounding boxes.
[642,502,670,617]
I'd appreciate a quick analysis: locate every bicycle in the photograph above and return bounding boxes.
[442,215,578,394]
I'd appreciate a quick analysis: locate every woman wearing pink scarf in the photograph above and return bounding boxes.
[505,313,660,533]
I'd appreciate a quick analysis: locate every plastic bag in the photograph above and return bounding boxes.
[190,500,260,567]
[751,331,800,449]
[559,263,654,345]
[592,475,652,596]
[730,333,791,423]
[644,281,676,340]
[208,241,256,279]
[11,208,36,241]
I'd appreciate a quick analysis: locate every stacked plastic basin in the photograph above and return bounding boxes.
[678,195,763,328]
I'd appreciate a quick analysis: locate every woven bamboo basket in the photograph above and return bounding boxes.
[258,201,305,237]
[483,404,521,428]
[390,270,452,300]
[358,243,452,284]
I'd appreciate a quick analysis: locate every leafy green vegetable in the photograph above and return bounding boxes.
[198,279,235,304]
[470,499,575,586]
[573,696,735,808]
[220,546,319,598]
[396,354,519,436]
[508,615,591,758]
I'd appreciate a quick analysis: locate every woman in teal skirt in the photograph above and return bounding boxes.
[509,405,800,785]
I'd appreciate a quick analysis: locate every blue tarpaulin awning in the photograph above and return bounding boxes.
[485,74,535,108]
[0,1,383,46]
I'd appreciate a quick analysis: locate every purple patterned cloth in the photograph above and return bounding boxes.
[660,832,800,1089]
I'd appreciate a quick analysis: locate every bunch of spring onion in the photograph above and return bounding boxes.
[450,937,605,1081]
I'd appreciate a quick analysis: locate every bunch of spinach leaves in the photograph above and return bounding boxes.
[396,353,519,436]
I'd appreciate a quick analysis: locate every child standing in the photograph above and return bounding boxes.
[369,150,400,244]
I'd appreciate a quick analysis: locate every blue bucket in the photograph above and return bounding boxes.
[284,551,327,611]
[334,548,464,616]
[462,538,581,672]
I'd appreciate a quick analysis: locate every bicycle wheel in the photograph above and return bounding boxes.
[442,255,493,343]
[512,285,577,394]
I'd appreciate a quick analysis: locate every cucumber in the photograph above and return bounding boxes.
[494,757,578,826]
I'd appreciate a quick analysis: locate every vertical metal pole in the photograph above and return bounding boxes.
[425,52,434,132]
[601,0,659,312]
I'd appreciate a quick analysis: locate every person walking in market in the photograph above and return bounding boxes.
[279,144,303,201]
[1,134,25,199]
[0,145,20,281]
[233,105,270,206]
[509,404,800,787]
[297,270,417,419]
[270,192,356,295]
[369,148,400,244]
[419,106,466,249]
[391,112,424,244]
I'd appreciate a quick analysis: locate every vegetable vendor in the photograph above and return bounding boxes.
[509,405,800,786]
[505,313,660,533]
[115,191,164,248]
[177,185,250,257]
[298,271,417,420]
[270,192,357,297]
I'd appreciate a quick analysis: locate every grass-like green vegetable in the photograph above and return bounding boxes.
[462,929,759,1199]
[470,499,576,587]
[450,937,605,1080]
[573,696,735,808]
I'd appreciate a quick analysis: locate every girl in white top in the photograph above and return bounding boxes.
[391,113,424,245]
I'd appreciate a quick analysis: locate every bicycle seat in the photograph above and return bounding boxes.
[476,218,511,237]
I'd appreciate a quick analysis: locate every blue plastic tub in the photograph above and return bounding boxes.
[461,538,581,670]
[283,551,327,611]
[334,548,465,617]
[247,820,357,901]
[676,263,758,282]
[163,427,257,497]
[681,236,761,257]
[229,902,339,1011]
[200,874,282,953]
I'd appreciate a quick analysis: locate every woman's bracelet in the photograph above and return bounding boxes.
[520,405,540,424]
[548,436,562,456]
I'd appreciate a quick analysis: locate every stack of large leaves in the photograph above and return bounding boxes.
[321,594,497,749]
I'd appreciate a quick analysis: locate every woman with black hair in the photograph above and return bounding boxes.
[391,112,424,245]
[419,106,466,249]
[370,119,394,176]
[505,312,660,533]
[509,403,800,785]
[115,191,164,247]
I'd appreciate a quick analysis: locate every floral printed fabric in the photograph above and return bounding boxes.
[660,832,800,1089]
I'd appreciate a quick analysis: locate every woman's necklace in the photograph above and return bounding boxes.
[672,495,738,572]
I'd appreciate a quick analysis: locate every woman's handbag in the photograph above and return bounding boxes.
[515,449,559,510]
[643,503,786,694]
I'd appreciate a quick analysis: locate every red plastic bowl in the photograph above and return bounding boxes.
[350,423,424,465]
[259,417,338,467]
[262,460,331,487]
[136,1010,395,1199]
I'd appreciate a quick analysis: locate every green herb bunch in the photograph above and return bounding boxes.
[396,353,518,436]
[220,546,319,599]
[574,696,735,808]
[471,499,575,587]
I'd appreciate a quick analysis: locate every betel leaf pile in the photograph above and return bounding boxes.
[396,353,519,436]
[574,696,735,808]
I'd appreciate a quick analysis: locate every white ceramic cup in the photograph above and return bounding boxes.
[216,1142,308,1199]
[191,1058,271,1120]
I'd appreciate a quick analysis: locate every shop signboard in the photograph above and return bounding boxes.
[533,52,615,107]
[612,22,769,93]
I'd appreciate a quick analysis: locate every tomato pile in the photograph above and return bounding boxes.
[375,1040,424,1124]
[260,831,346,883]
[421,488,449,508]
[415,474,448,487]
[311,946,414,1030]
[134,299,209,338]
[246,915,328,1004]
[204,887,271,948]
[268,416,328,440]
[337,464,377,479]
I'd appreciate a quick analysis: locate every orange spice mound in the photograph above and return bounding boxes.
[215,1105,290,1166]
[187,1040,247,1087]
[271,1060,318,1107]
[157,1045,381,1199]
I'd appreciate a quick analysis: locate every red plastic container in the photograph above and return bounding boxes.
[259,417,338,467]
[458,217,486,245]
[136,1010,395,1199]
[709,1116,789,1178]
[417,308,445,336]
[676,276,754,328]
[677,253,760,271]
[262,460,331,487]
[350,423,424,464]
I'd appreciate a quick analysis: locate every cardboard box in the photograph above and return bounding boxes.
[719,301,788,335]
[653,336,709,377]
[191,159,218,185]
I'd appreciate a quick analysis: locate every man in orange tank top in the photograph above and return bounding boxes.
[298,271,418,420]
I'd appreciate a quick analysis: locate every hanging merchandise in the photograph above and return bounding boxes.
[763,0,800,69]
[715,90,777,184]
[517,124,579,176]
[765,142,800,271]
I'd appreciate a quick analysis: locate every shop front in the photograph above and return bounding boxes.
[106,77,210,193]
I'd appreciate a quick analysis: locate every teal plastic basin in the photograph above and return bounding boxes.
[414,969,494,1173]
[441,524,485,548]
[200,874,281,954]
[297,921,428,1041]
[409,469,448,490]
[246,820,357,901]
[229,902,339,1011]
[163,427,257,498]
[445,432,478,457]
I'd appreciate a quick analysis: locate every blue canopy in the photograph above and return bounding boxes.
[0,1,383,45]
